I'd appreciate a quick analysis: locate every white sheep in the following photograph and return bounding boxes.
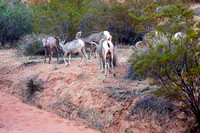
[75,31,112,58]
[173,32,185,44]
[59,39,88,67]
[95,38,115,76]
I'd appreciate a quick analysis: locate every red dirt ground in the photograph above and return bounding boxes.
[0,48,188,133]
[0,48,138,133]
[0,91,99,133]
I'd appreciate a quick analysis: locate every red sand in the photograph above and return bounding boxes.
[0,91,99,133]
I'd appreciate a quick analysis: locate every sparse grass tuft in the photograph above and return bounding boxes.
[52,96,77,120]
[23,78,43,103]
[19,61,41,70]
[17,33,45,56]
[125,95,185,132]
[100,86,158,102]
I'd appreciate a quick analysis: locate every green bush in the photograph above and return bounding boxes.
[129,3,200,130]
[31,0,109,41]
[0,0,33,47]
[30,0,194,45]
[23,78,42,103]
[29,0,146,44]
[18,33,45,56]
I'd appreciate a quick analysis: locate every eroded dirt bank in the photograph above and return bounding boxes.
[0,49,190,133]
[0,91,99,133]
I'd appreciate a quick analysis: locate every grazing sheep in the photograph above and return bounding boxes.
[132,31,187,55]
[42,37,59,64]
[75,31,112,58]
[173,32,185,43]
[59,39,88,67]
[131,41,143,51]
[95,38,115,77]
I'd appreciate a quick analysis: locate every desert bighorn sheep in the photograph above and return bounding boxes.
[42,37,59,64]
[59,39,88,67]
[94,38,115,77]
[173,32,185,43]
[75,31,112,59]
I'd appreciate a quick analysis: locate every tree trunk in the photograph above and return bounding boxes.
[0,39,5,47]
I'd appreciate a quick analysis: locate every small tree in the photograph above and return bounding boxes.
[0,0,33,47]
[31,0,109,40]
[129,3,200,130]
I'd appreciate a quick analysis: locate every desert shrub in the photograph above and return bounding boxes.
[17,33,46,56]
[30,0,109,41]
[0,0,33,47]
[23,78,42,103]
[129,3,200,130]
[100,86,158,102]
[29,0,150,44]
[30,0,194,45]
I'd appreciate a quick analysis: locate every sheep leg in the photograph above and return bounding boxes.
[99,57,103,73]
[55,47,59,61]
[44,49,47,63]
[82,47,88,65]
[49,50,52,64]
[78,52,84,67]
[90,45,96,58]
[104,59,107,76]
[104,53,107,76]
[64,52,69,66]
[107,61,111,73]
[111,52,115,76]
[89,46,93,59]
[94,49,97,58]
[68,54,71,66]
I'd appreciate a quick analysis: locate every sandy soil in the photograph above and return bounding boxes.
[0,48,138,133]
[0,91,99,133]
[0,48,188,133]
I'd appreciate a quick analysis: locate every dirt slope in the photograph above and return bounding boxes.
[0,48,189,133]
[0,91,99,133]
[1,3,200,132]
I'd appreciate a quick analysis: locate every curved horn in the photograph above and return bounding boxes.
[90,42,98,46]
[76,31,82,39]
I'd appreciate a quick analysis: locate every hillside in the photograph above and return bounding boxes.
[0,3,200,133]
[0,48,189,133]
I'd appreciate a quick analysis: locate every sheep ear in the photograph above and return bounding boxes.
[64,39,67,44]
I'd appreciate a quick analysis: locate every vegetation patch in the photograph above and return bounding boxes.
[19,61,41,69]
[129,3,200,130]
[22,78,43,103]
[0,0,33,47]
[125,95,186,132]
[100,86,157,102]
[0,79,13,89]
[17,33,45,56]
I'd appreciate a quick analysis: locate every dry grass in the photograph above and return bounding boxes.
[100,86,158,102]
[125,95,186,132]
[19,61,41,70]
[22,77,43,103]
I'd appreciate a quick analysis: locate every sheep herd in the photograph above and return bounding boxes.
[42,31,115,76]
